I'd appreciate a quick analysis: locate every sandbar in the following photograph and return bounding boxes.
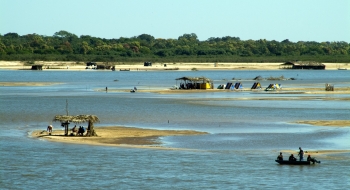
[0,82,62,86]
[295,120,350,127]
[32,126,208,150]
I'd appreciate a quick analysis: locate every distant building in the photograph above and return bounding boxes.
[280,61,325,70]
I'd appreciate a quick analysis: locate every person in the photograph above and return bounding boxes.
[298,147,304,161]
[81,126,85,135]
[47,125,53,135]
[78,126,83,136]
[71,125,78,136]
[289,154,296,161]
[106,87,108,92]
[277,152,283,160]
[307,155,320,164]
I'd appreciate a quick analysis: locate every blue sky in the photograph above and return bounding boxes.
[1,0,349,42]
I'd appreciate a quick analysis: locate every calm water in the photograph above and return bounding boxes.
[1,69,350,189]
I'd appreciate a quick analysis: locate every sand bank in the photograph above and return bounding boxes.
[0,82,62,86]
[295,120,350,127]
[280,149,350,157]
[97,87,350,96]
[32,126,208,150]
[1,61,349,71]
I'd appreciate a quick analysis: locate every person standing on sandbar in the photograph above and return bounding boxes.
[47,125,53,135]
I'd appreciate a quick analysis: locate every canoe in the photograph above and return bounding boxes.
[275,160,311,165]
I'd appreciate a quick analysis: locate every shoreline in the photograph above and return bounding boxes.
[0,61,349,71]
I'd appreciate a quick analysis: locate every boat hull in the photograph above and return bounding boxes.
[275,160,311,165]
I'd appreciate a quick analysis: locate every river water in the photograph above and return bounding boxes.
[1,69,349,189]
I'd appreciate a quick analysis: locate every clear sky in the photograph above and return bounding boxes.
[1,0,349,42]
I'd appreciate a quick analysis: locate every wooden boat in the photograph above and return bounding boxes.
[275,160,311,165]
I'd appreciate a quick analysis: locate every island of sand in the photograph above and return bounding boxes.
[32,126,208,150]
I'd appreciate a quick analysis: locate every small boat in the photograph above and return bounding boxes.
[275,160,311,165]
[338,68,347,70]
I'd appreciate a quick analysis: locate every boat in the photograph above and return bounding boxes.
[338,68,347,70]
[275,160,312,165]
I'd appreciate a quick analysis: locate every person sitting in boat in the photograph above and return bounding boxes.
[289,154,297,161]
[277,152,283,160]
[307,155,320,164]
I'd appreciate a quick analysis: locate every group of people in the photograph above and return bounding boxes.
[71,125,86,136]
[277,147,320,164]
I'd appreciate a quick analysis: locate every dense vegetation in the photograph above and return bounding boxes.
[1,30,349,63]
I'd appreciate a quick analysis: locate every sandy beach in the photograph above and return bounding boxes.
[0,61,349,71]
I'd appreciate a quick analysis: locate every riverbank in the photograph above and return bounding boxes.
[0,61,349,71]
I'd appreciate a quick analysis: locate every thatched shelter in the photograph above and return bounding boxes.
[53,115,100,136]
[176,76,213,89]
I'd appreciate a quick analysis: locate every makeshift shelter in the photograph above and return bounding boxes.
[233,82,243,90]
[280,61,325,70]
[176,76,213,89]
[144,62,152,66]
[31,65,43,70]
[217,84,225,89]
[53,115,100,136]
[265,84,281,91]
[251,82,262,89]
[225,82,233,89]
[325,83,334,91]
[86,62,97,67]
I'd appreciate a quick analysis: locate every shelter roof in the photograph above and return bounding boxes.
[176,76,212,82]
[53,115,100,123]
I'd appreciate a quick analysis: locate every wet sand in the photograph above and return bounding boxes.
[32,126,208,150]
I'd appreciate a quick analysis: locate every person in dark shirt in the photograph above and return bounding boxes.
[277,152,283,160]
[298,147,304,161]
[307,155,320,164]
[289,154,297,161]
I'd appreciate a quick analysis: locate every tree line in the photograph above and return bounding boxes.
[0,30,349,63]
